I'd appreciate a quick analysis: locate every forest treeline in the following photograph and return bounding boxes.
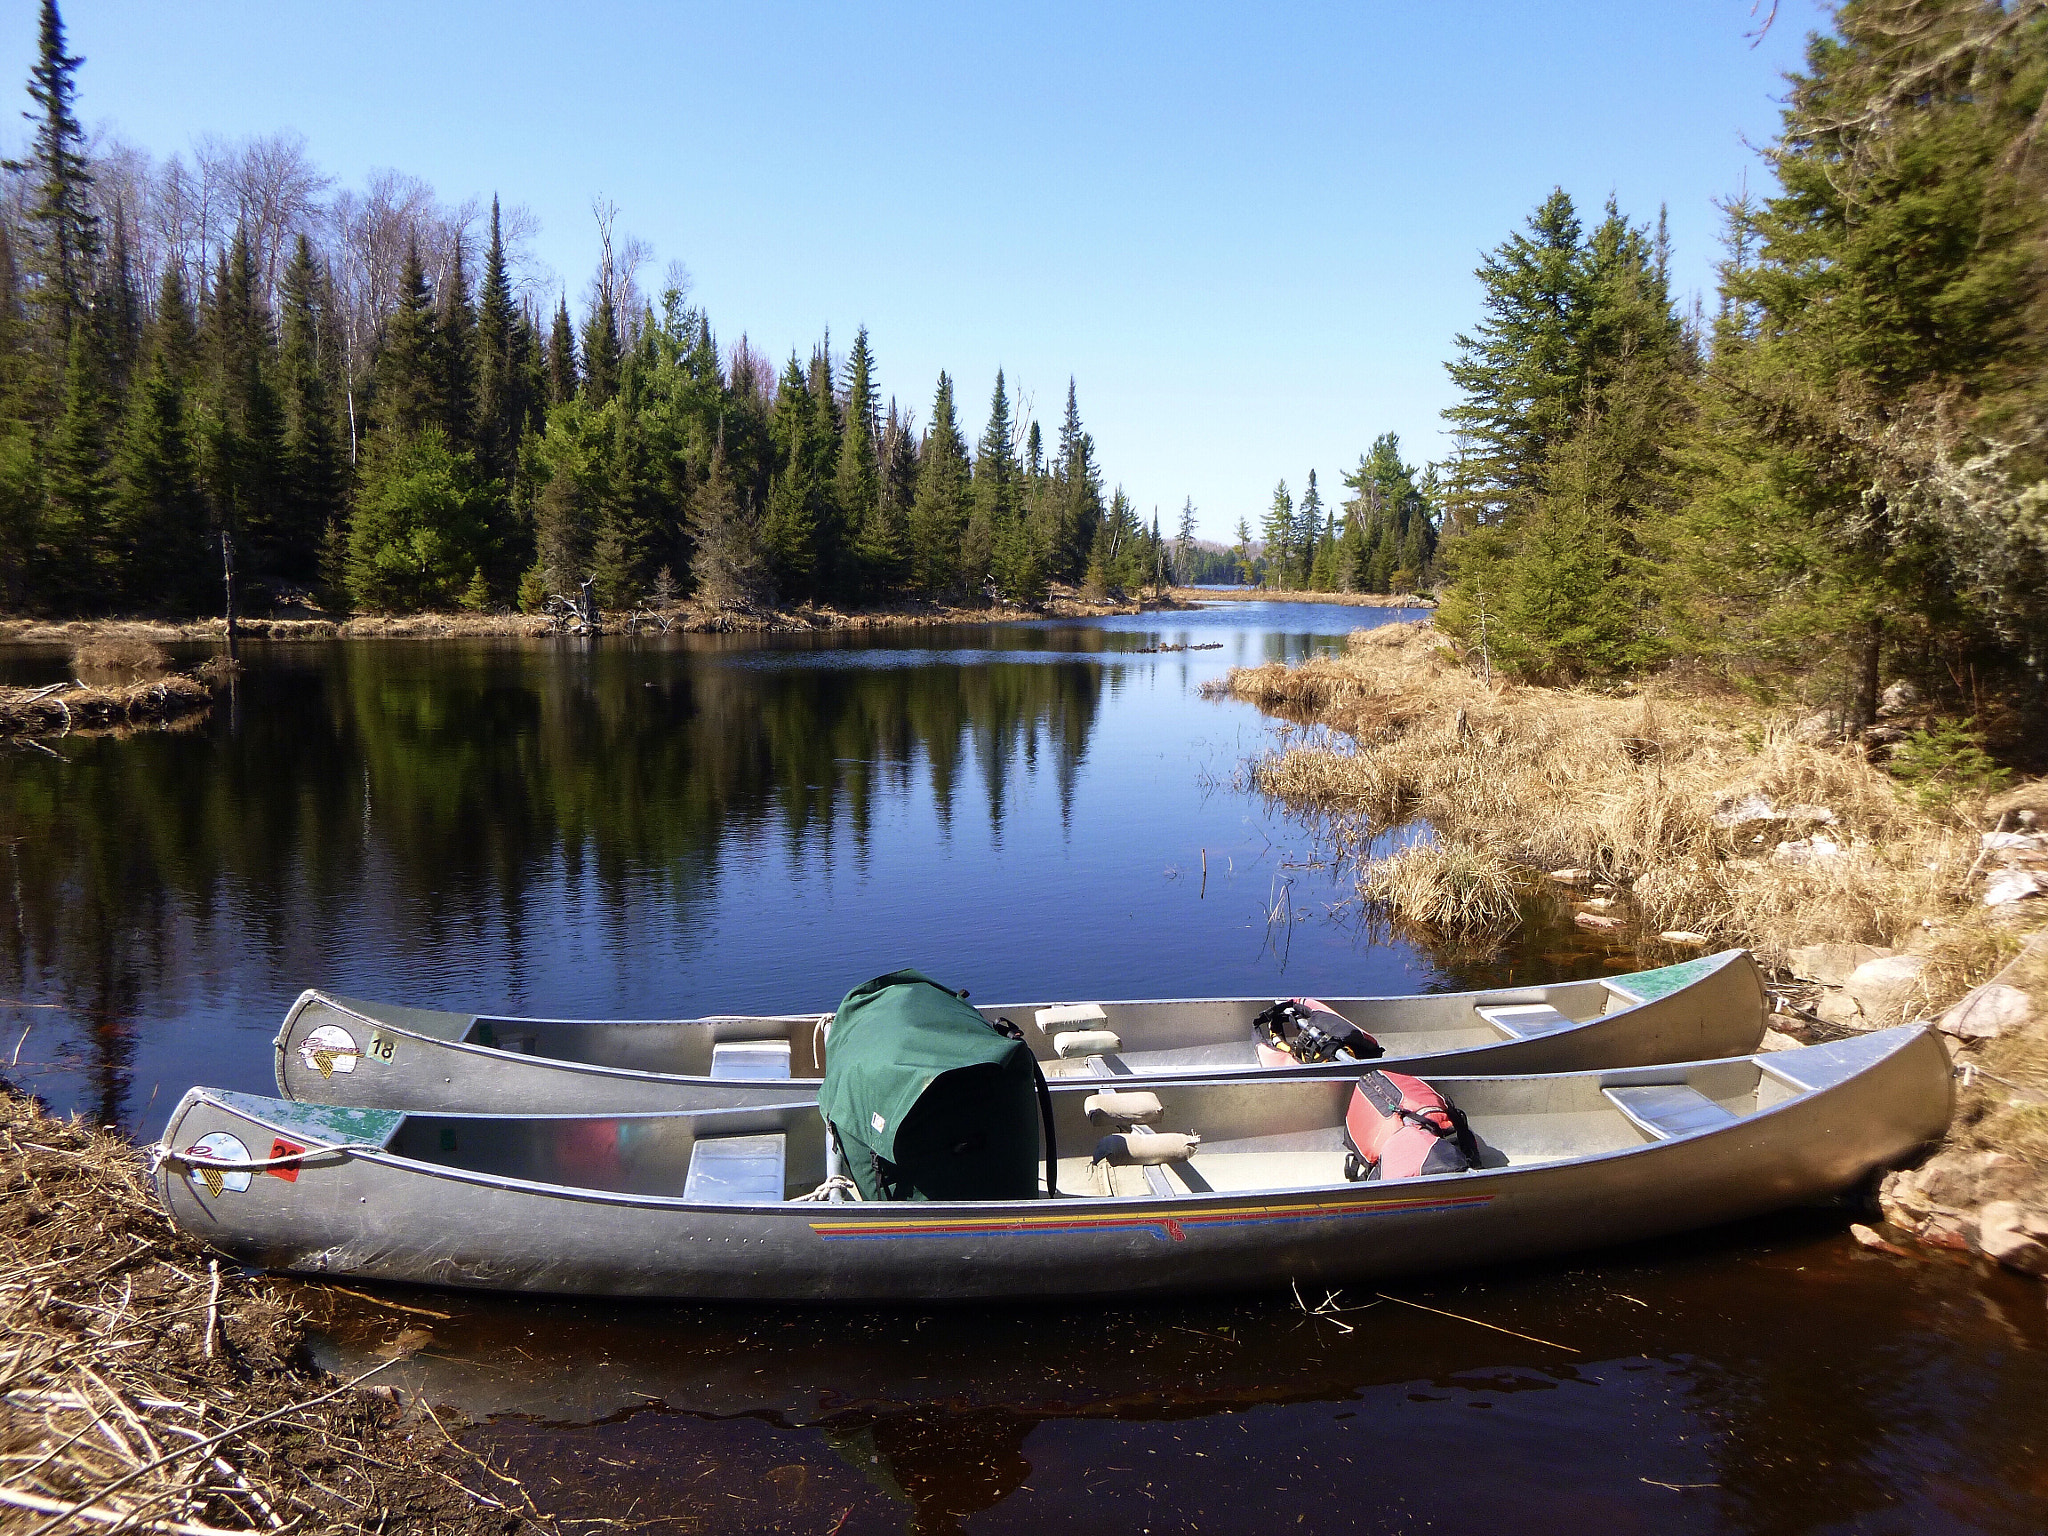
[0,2,1193,620]
[1425,0,2047,732]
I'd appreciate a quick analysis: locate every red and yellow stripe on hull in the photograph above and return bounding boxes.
[809,1189,1495,1243]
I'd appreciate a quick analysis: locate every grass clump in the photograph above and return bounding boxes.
[1222,620,2002,958]
[1360,839,1522,937]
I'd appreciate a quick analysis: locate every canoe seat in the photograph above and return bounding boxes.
[1602,1085,1738,1140]
[1477,1003,1577,1039]
[683,1133,787,1203]
[710,1040,792,1080]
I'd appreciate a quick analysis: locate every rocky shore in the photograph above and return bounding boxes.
[1217,619,2048,1281]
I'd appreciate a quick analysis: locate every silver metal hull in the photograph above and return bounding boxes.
[273,950,1768,1113]
[165,1026,1950,1303]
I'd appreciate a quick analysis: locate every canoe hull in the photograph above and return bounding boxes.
[171,1028,1949,1303]
[273,950,1769,1114]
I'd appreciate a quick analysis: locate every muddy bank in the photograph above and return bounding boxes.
[0,586,1178,648]
[0,1085,549,1533]
[1169,585,1433,608]
[1216,619,2048,1279]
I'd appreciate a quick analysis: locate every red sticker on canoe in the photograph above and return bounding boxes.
[267,1138,305,1182]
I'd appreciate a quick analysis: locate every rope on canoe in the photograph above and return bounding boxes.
[147,1141,387,1177]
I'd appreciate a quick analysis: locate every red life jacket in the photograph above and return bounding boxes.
[1342,1071,1476,1181]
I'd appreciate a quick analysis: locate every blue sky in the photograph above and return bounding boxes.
[6,1,1830,540]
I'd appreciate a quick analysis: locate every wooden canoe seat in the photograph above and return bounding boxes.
[683,1133,787,1203]
[709,1040,792,1080]
[1477,1003,1577,1039]
[1602,1085,1738,1140]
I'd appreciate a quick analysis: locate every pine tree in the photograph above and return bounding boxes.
[1052,379,1102,580]
[581,287,621,407]
[1293,472,1325,588]
[908,371,970,595]
[1175,497,1198,584]
[206,229,289,581]
[345,429,491,612]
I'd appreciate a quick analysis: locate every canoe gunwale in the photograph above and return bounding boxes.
[274,951,1768,1109]
[208,1025,1945,1223]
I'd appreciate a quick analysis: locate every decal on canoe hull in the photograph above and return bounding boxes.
[808,1190,1494,1243]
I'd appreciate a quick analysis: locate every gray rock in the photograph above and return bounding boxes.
[1839,953,1928,1029]
[1713,791,1779,827]
[1574,912,1626,933]
[1787,942,1894,988]
[1772,834,1847,865]
[1791,711,1840,746]
[1938,982,2036,1041]
[1984,868,2047,906]
[1878,680,1922,716]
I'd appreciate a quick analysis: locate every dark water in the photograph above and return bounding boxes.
[4,601,2044,1534]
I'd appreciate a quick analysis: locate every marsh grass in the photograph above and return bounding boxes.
[1225,620,1999,955]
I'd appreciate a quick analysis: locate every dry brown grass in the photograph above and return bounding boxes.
[1223,620,1997,955]
[71,637,172,681]
[1,1087,549,1533]
[0,674,213,739]
[1360,840,1523,937]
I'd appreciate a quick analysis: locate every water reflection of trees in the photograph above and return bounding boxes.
[0,638,1103,1125]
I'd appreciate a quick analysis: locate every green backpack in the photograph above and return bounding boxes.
[820,969,1056,1201]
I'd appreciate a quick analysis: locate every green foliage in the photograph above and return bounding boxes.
[517,563,548,613]
[345,429,492,612]
[460,567,493,612]
[1888,717,2012,809]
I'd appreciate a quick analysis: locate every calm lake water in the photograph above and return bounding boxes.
[4,600,2044,1534]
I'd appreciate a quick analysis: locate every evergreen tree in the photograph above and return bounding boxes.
[1442,189,1591,530]
[15,0,99,381]
[205,229,289,581]
[376,239,442,441]
[546,297,579,406]
[345,429,492,611]
[965,370,1017,594]
[1294,472,1325,587]
[581,286,621,407]
[838,326,894,591]
[436,235,477,451]
[762,355,819,595]
[111,350,208,610]
[43,322,113,605]
[474,198,525,485]
[1052,379,1102,580]
[908,370,970,594]
[1175,496,1198,584]
[688,434,767,607]
[279,235,346,580]
[1260,480,1292,587]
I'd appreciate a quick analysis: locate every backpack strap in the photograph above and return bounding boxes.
[994,1017,1059,1197]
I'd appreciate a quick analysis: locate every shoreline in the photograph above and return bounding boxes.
[1168,585,1434,608]
[0,1084,548,1532]
[0,588,1192,648]
[1216,617,2048,1280]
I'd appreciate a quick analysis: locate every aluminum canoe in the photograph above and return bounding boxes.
[273,949,1768,1113]
[164,1024,1949,1303]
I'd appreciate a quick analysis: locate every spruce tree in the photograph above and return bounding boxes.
[838,326,892,591]
[1261,480,1292,587]
[1053,379,1102,580]
[16,0,99,382]
[546,297,579,406]
[376,239,441,441]
[964,370,1016,593]
[581,287,621,407]
[474,198,524,485]
[762,355,819,596]
[688,434,767,607]
[279,235,346,579]
[111,351,208,611]
[1293,472,1325,588]
[43,322,113,606]
[436,235,477,451]
[908,371,970,595]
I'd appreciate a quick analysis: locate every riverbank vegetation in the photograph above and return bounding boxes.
[1258,3,2047,760]
[0,1084,545,1532]
[0,3,1183,632]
